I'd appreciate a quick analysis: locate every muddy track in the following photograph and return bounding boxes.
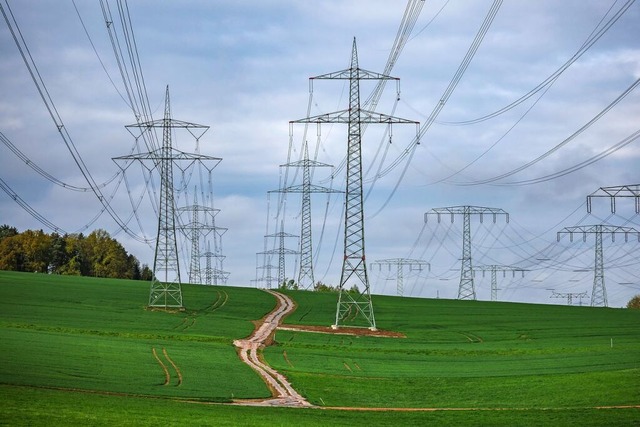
[233,290,312,407]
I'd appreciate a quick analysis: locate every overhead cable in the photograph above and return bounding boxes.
[1,0,149,243]
[369,0,503,218]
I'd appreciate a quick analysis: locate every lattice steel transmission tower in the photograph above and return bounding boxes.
[557,225,640,307]
[291,38,419,330]
[371,258,430,297]
[474,265,526,301]
[271,140,340,289]
[255,251,278,289]
[178,189,224,285]
[425,206,509,301]
[549,290,589,306]
[262,220,299,287]
[587,184,640,214]
[201,241,229,286]
[114,86,219,308]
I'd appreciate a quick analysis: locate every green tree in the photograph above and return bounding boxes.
[127,254,141,280]
[627,295,640,309]
[279,279,298,291]
[20,230,52,273]
[59,233,88,276]
[0,234,25,271]
[140,264,154,281]
[49,232,68,274]
[313,281,338,292]
[85,229,129,278]
[0,224,18,242]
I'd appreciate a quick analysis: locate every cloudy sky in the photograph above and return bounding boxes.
[1,0,639,308]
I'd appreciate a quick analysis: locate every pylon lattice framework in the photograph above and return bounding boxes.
[291,38,419,330]
[113,86,220,308]
[557,224,640,308]
[371,258,430,297]
[425,206,509,301]
[474,265,526,301]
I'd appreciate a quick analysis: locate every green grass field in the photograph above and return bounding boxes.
[0,271,273,401]
[269,290,640,410]
[1,271,639,425]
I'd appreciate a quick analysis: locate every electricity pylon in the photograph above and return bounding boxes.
[587,184,640,214]
[201,241,229,286]
[425,206,509,301]
[271,140,340,289]
[177,189,221,284]
[474,265,526,301]
[255,252,278,289]
[291,38,419,330]
[549,290,589,306]
[114,86,219,308]
[371,258,430,297]
[263,220,299,287]
[557,225,640,307]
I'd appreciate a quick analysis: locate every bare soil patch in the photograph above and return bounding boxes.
[277,324,405,338]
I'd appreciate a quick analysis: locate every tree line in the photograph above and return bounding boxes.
[0,225,152,280]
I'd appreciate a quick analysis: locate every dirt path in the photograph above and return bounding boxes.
[233,290,312,407]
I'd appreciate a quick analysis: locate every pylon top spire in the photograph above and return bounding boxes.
[351,37,358,69]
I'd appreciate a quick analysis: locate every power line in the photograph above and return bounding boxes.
[368,0,503,218]
[437,0,636,126]
[0,177,67,234]
[451,77,640,186]
[1,0,149,243]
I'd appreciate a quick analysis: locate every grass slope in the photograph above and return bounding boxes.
[1,271,638,425]
[268,290,640,410]
[0,271,274,400]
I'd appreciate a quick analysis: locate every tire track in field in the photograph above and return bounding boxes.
[162,348,182,386]
[152,347,182,386]
[151,348,170,386]
[209,290,229,313]
[233,290,312,407]
[174,289,229,332]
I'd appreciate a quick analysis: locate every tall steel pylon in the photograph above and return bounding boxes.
[292,38,419,329]
[474,265,526,301]
[178,189,224,285]
[371,258,430,297]
[549,290,589,306]
[271,140,340,289]
[201,241,229,286]
[557,224,640,307]
[425,206,509,300]
[255,251,278,289]
[263,220,299,287]
[114,86,219,308]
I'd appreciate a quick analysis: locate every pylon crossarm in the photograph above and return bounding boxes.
[291,109,418,125]
[587,184,640,213]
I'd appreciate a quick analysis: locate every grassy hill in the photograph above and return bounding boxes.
[270,290,640,409]
[0,271,274,400]
[1,271,638,425]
